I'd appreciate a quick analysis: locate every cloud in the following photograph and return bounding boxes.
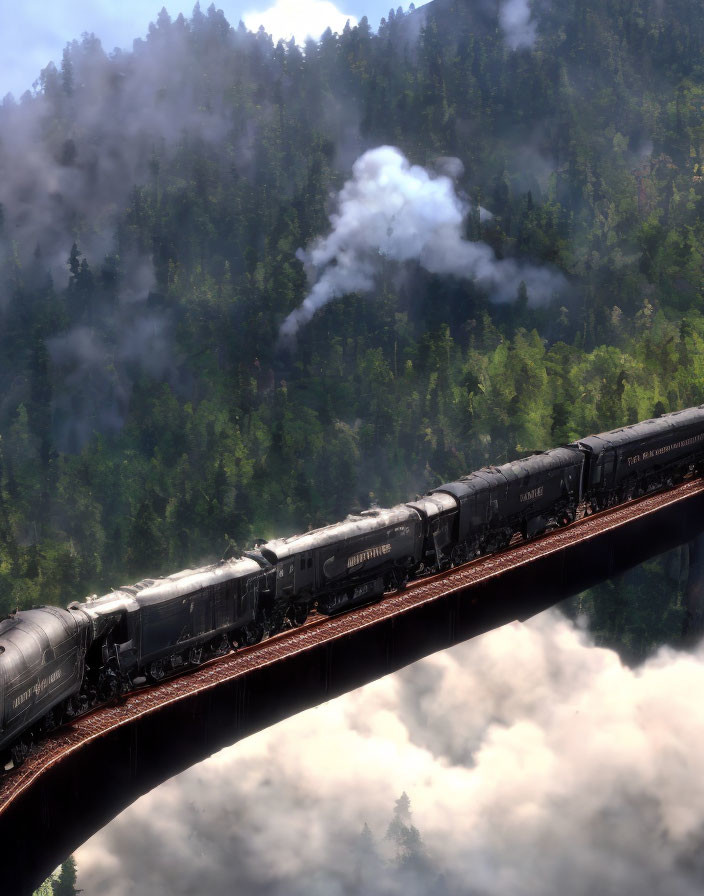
[75,611,704,896]
[279,146,566,339]
[499,0,538,50]
[243,0,357,44]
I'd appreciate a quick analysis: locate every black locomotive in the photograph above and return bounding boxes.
[2,404,704,768]
[0,607,90,764]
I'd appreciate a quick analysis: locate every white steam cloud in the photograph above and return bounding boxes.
[279,146,566,339]
[75,612,704,895]
[499,0,538,49]
[244,0,358,44]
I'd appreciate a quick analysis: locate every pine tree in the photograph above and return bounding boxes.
[53,856,81,895]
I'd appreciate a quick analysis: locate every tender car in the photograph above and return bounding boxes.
[432,446,584,558]
[79,556,274,684]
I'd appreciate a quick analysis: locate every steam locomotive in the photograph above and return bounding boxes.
[2,405,704,768]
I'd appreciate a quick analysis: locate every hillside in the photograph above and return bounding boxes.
[1,0,703,650]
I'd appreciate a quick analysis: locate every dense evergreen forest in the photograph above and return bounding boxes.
[2,0,704,656]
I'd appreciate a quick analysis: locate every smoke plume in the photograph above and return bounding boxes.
[279,146,566,339]
[499,0,538,49]
[74,611,704,895]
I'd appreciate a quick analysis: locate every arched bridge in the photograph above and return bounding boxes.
[4,480,704,895]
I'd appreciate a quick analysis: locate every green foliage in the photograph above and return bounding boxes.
[34,857,80,896]
[52,858,79,896]
[32,883,54,896]
[563,546,691,664]
[0,0,703,658]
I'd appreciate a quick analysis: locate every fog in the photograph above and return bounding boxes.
[0,14,237,449]
[0,22,228,300]
[75,610,704,895]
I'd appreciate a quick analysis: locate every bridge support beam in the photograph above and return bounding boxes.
[684,531,704,643]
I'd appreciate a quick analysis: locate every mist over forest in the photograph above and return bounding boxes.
[2,0,704,650]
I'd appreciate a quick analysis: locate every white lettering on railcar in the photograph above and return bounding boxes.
[626,432,704,467]
[347,543,391,568]
[520,486,544,503]
[12,669,63,710]
[353,582,375,598]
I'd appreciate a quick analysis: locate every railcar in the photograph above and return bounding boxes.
[574,405,704,510]
[431,446,584,563]
[0,606,91,763]
[78,556,275,687]
[259,504,425,615]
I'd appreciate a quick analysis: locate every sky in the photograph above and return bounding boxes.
[0,0,430,101]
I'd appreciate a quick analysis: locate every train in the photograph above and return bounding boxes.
[2,404,704,769]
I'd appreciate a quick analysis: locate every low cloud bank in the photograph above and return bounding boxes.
[76,611,704,895]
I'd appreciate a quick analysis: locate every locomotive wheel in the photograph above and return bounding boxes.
[10,739,30,769]
[230,623,264,648]
[244,623,264,645]
[295,605,309,626]
[286,604,308,628]
[496,531,512,550]
[451,544,468,566]
[64,696,78,720]
[211,635,229,656]
[41,709,58,733]
[265,614,286,637]
[386,569,408,591]
[98,672,120,701]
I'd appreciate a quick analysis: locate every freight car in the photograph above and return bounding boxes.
[0,557,276,765]
[2,404,704,768]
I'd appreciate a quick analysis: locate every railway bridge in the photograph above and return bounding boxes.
[4,480,704,895]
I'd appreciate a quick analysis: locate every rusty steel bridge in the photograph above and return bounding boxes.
[4,479,704,894]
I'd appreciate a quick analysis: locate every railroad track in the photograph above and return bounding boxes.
[2,477,703,813]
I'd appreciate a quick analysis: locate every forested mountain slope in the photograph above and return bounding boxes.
[1,0,704,637]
